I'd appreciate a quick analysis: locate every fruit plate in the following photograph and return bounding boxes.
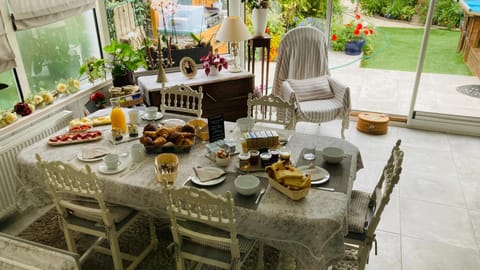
[268,178,309,201]
[48,131,103,146]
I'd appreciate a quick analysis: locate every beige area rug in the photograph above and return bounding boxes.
[17,209,279,269]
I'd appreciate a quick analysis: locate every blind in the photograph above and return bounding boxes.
[0,12,15,72]
[9,0,96,30]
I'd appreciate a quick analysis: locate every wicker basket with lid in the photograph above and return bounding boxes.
[356,112,389,135]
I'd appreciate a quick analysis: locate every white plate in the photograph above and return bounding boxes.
[77,147,110,162]
[298,165,330,185]
[189,175,226,186]
[161,118,186,127]
[98,161,128,175]
[141,112,164,121]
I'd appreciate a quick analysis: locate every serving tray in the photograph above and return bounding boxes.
[48,131,103,146]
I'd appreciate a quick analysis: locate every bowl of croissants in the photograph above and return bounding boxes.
[139,123,196,153]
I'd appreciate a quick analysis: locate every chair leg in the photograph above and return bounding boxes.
[257,242,265,270]
[61,219,77,253]
[107,229,124,270]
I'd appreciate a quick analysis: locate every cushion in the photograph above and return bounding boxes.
[61,199,133,223]
[348,190,371,234]
[287,76,334,102]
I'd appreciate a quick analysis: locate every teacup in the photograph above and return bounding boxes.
[103,153,120,170]
[145,106,158,119]
[131,143,145,163]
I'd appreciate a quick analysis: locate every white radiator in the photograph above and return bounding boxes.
[0,110,73,219]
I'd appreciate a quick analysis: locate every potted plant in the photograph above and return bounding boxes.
[242,0,270,37]
[200,52,228,76]
[80,40,147,87]
[331,14,375,56]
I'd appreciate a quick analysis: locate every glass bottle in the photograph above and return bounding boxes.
[110,98,127,134]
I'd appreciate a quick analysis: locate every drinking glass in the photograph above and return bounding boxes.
[302,147,316,161]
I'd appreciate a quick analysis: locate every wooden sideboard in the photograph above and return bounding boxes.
[137,70,254,121]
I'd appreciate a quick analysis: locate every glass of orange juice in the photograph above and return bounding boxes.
[110,98,127,134]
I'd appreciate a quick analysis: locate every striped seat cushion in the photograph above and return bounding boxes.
[287,76,334,102]
[348,190,372,234]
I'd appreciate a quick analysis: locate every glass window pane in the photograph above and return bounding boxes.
[16,11,101,95]
[0,71,21,111]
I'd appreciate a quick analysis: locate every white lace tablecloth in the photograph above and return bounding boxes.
[16,115,363,270]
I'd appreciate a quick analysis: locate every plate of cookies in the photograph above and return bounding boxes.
[139,123,196,153]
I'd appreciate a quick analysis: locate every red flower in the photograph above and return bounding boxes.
[354,29,360,36]
[200,52,228,76]
[364,29,370,35]
[355,14,361,20]
[331,34,338,41]
[356,23,363,30]
[369,29,374,35]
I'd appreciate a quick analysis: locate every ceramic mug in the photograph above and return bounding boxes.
[131,143,145,163]
[103,153,120,170]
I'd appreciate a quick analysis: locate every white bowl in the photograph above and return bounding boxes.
[162,118,186,128]
[322,147,345,164]
[236,117,255,132]
[215,155,231,167]
[234,175,260,196]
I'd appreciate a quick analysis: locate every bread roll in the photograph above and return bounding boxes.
[181,124,195,134]
[168,132,184,146]
[180,132,195,139]
[143,130,157,139]
[143,123,157,132]
[183,138,193,146]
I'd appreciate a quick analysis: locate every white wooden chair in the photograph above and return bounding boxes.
[113,2,145,49]
[333,140,404,270]
[163,184,262,270]
[273,26,351,139]
[160,84,203,118]
[247,92,296,130]
[35,154,158,270]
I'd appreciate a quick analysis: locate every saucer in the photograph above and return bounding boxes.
[141,112,163,121]
[98,161,128,175]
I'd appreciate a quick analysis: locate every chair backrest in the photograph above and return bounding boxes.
[247,93,296,130]
[272,26,330,96]
[366,140,404,237]
[35,154,114,227]
[164,185,241,261]
[160,84,203,117]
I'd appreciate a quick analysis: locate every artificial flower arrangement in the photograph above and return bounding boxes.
[200,52,228,76]
[330,14,375,55]
[0,110,18,128]
[56,78,81,96]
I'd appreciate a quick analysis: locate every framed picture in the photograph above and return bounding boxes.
[179,57,197,79]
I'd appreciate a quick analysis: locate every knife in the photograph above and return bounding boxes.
[312,187,335,192]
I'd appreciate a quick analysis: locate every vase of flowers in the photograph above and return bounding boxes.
[200,52,228,76]
[331,14,375,56]
[242,0,270,37]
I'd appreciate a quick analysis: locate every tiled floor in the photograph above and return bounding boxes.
[296,120,480,270]
[1,121,480,269]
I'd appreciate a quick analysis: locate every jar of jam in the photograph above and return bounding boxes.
[270,149,280,163]
[260,152,272,167]
[238,152,251,171]
[249,150,260,166]
[128,123,138,137]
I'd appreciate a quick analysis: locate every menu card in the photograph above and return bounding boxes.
[207,114,225,143]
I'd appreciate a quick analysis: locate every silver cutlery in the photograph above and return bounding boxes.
[311,187,335,192]
[255,188,266,204]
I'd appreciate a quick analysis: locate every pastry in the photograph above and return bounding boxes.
[181,124,195,134]
[156,127,170,139]
[143,130,157,139]
[153,136,167,146]
[143,123,157,132]
[168,132,184,146]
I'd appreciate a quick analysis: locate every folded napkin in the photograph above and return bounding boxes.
[82,147,109,160]
[302,166,329,181]
[193,166,226,182]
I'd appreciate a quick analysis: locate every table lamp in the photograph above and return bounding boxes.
[216,16,252,73]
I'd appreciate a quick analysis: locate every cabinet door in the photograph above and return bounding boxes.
[200,76,254,121]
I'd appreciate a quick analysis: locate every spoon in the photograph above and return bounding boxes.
[255,188,266,204]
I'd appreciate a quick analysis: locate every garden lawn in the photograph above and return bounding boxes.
[360,27,472,76]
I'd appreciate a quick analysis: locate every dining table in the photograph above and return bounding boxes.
[15,108,363,270]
